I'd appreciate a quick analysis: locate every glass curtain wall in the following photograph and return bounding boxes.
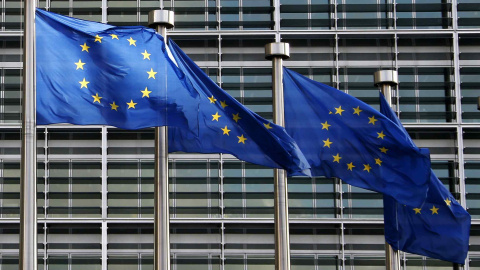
[0,0,478,269]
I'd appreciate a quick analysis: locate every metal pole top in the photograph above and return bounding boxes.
[374,70,398,86]
[148,10,175,28]
[265,42,290,60]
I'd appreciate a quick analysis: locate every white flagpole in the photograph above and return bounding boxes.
[374,70,400,270]
[265,42,291,270]
[148,10,174,270]
[20,0,38,269]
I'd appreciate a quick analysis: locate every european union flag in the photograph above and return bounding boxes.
[36,9,197,130]
[381,93,471,264]
[36,9,311,175]
[283,68,431,206]
[167,41,311,176]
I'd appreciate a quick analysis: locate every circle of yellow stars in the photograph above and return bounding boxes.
[323,105,388,175]
[75,33,157,111]
[328,104,456,217]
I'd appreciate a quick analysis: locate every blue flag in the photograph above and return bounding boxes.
[167,40,311,176]
[381,93,471,264]
[36,9,311,175]
[283,67,431,206]
[36,9,197,130]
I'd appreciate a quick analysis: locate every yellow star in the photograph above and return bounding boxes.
[80,43,90,52]
[375,158,382,166]
[332,153,341,163]
[110,34,119,40]
[353,106,362,116]
[92,93,102,103]
[347,162,355,171]
[110,101,119,111]
[264,123,273,129]
[208,95,217,104]
[94,35,103,43]
[413,208,422,214]
[363,164,371,173]
[79,78,90,88]
[74,59,86,70]
[377,131,386,139]
[368,116,378,125]
[334,106,345,115]
[430,205,439,214]
[323,138,333,148]
[141,87,152,98]
[379,147,389,154]
[237,134,247,144]
[329,111,333,114]
[221,125,230,135]
[212,112,221,121]
[445,198,452,206]
[142,50,151,60]
[127,37,137,46]
[220,100,228,108]
[147,68,157,79]
[232,113,241,122]
[321,121,331,130]
[127,100,137,109]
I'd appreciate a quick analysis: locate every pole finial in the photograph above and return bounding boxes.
[148,10,175,28]
[265,42,290,60]
[374,70,398,87]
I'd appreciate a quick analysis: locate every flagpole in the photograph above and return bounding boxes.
[374,70,400,270]
[20,0,37,269]
[265,42,291,270]
[148,10,174,270]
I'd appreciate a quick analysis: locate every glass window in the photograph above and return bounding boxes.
[459,66,480,123]
[2,69,22,123]
[107,0,139,26]
[338,0,393,29]
[458,0,480,28]
[344,224,385,252]
[407,128,457,160]
[339,67,380,107]
[396,0,452,29]
[346,256,385,270]
[172,160,220,218]
[338,36,395,68]
[107,161,140,217]
[280,0,333,30]
[47,129,102,155]
[290,224,341,252]
[174,0,218,30]
[107,129,154,156]
[47,223,102,251]
[47,161,101,218]
[283,37,336,69]
[398,68,455,123]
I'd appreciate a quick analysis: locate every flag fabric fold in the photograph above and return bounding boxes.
[167,40,311,176]
[282,67,431,206]
[380,93,471,264]
[36,9,311,175]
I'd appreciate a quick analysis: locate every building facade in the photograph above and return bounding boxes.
[0,0,479,269]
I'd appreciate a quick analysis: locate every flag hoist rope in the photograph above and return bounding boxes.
[148,10,174,270]
[265,42,291,270]
[20,0,38,269]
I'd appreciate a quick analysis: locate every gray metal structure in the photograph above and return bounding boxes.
[374,70,400,270]
[19,0,37,269]
[265,42,291,270]
[149,9,175,270]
